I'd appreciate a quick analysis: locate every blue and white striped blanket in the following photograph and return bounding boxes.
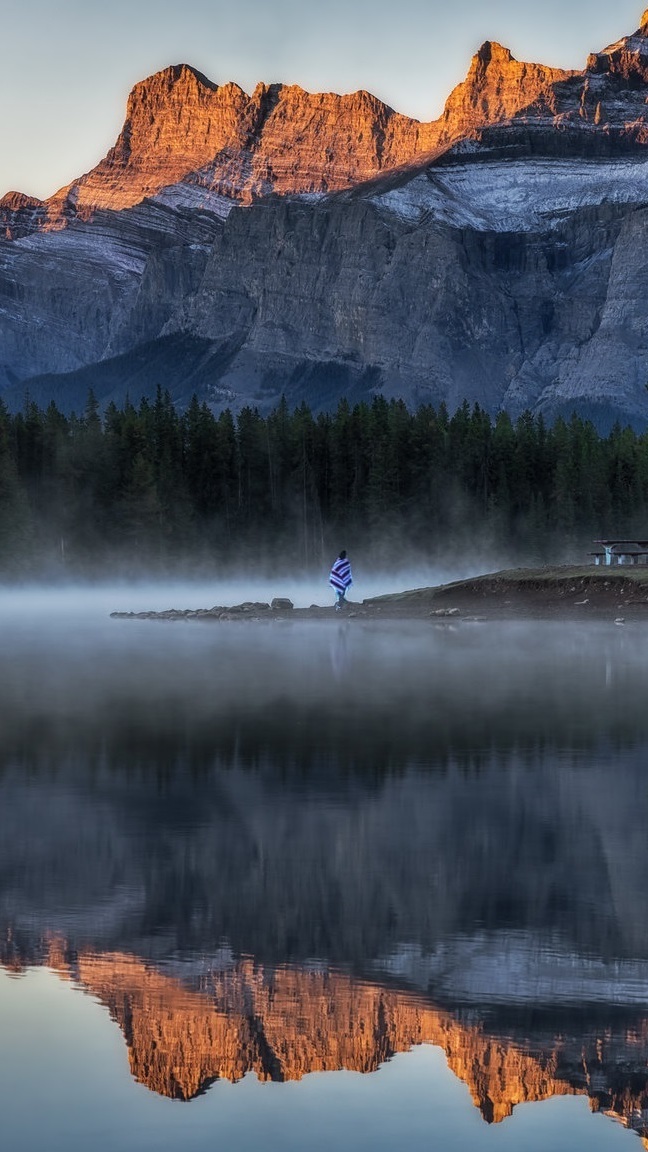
[329,556,353,592]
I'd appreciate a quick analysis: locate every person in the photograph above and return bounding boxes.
[329,550,353,610]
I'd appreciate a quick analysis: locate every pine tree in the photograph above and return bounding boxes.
[0,418,34,573]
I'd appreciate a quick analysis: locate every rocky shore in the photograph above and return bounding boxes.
[110,566,648,624]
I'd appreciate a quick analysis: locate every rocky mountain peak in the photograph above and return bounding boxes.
[586,10,648,76]
[130,62,219,98]
[0,190,43,210]
[29,64,435,225]
[9,13,648,234]
[120,63,248,148]
[0,190,47,240]
[438,41,571,138]
[474,40,515,67]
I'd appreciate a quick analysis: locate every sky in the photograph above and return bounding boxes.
[1,0,646,200]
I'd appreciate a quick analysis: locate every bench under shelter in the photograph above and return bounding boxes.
[591,540,648,566]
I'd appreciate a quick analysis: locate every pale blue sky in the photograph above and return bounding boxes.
[2,0,646,199]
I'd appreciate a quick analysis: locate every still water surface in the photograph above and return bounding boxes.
[1,588,648,1151]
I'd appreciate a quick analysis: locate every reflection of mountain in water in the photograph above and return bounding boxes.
[4,742,648,1142]
[5,942,648,1145]
[3,622,648,1143]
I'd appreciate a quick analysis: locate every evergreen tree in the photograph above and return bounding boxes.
[0,391,645,576]
[0,418,33,573]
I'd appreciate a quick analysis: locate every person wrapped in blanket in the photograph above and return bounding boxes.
[329,550,353,610]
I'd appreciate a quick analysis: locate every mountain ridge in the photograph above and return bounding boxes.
[4,12,648,425]
[0,28,589,230]
[5,8,648,234]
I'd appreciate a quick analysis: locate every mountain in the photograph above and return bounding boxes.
[0,46,574,229]
[4,14,648,425]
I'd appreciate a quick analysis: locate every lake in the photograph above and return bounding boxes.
[1,584,648,1151]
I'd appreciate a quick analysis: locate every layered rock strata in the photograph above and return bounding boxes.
[5,10,648,235]
[1,47,572,233]
[4,15,648,423]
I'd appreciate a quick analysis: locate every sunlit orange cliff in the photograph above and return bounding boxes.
[0,49,571,232]
[8,10,648,232]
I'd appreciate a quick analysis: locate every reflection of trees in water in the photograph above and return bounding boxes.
[0,693,647,784]
[2,740,648,968]
[2,629,648,1021]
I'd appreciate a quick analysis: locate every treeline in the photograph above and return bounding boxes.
[0,389,647,575]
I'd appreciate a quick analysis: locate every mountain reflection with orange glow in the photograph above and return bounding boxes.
[3,938,648,1148]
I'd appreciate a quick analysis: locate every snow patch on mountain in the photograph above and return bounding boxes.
[152,183,237,219]
[372,158,648,231]
[13,227,148,276]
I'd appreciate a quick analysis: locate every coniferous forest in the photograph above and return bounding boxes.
[1,388,647,578]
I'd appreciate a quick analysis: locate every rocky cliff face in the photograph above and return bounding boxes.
[4,14,648,423]
[0,66,433,230]
[0,45,571,230]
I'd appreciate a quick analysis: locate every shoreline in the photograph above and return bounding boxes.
[110,566,648,624]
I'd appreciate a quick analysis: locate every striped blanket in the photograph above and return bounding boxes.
[329,556,353,592]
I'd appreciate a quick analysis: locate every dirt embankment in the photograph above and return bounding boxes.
[366,566,648,621]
